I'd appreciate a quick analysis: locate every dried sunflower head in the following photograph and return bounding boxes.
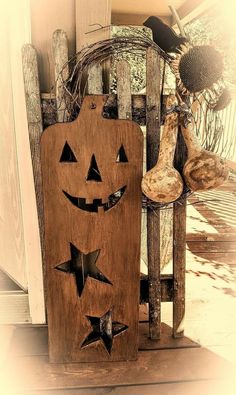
[171,44,223,95]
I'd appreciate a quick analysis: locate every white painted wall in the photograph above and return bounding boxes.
[0,0,45,323]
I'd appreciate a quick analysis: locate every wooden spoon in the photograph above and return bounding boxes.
[142,96,183,203]
[180,120,229,191]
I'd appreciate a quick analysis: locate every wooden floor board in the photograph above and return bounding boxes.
[4,347,234,392]
[22,379,236,395]
[187,241,236,253]
[187,251,236,266]
[186,233,236,242]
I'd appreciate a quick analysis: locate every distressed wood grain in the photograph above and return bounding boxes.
[116,60,132,120]
[173,199,186,338]
[52,29,69,122]
[41,95,143,362]
[22,44,45,262]
[6,347,232,391]
[173,126,187,338]
[146,47,161,339]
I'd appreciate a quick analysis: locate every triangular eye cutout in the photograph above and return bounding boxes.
[60,142,77,162]
[86,154,102,182]
[116,145,128,163]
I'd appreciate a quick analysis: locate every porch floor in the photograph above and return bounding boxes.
[1,176,236,394]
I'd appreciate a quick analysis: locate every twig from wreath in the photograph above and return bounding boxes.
[52,32,173,121]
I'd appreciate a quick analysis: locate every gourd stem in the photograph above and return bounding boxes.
[156,112,179,167]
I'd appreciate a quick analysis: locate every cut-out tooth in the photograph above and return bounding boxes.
[102,197,109,204]
[85,198,94,204]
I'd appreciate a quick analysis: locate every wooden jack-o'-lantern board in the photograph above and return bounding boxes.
[41,95,143,363]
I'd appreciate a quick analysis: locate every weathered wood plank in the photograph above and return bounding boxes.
[173,199,187,338]
[187,241,236,253]
[6,347,232,391]
[22,44,45,261]
[87,64,103,94]
[52,29,69,122]
[146,47,161,339]
[116,62,141,354]
[187,251,236,265]
[41,96,143,362]
[172,121,187,338]
[21,380,236,395]
[116,60,132,120]
[186,233,236,242]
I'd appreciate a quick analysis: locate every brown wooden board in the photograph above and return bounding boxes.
[173,200,187,338]
[173,126,187,338]
[5,347,233,392]
[187,241,236,253]
[187,251,236,265]
[146,47,161,340]
[186,233,236,242]
[22,44,45,260]
[21,380,236,395]
[41,95,143,363]
[9,322,199,358]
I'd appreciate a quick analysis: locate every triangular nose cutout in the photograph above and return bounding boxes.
[116,145,128,162]
[86,154,102,182]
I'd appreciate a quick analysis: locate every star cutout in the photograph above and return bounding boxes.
[55,243,112,296]
[81,310,128,355]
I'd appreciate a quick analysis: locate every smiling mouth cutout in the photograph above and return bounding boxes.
[62,186,127,213]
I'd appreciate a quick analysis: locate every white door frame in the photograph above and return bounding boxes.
[1,0,45,324]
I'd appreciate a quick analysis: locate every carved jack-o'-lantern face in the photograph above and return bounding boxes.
[41,95,143,219]
[59,141,128,213]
